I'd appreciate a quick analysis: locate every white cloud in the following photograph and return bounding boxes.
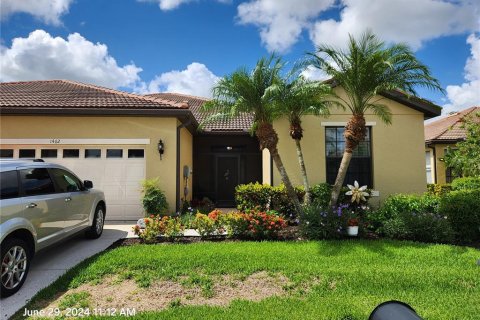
[443,33,480,113]
[310,0,479,50]
[0,0,73,25]
[137,62,219,97]
[300,65,329,81]
[236,0,335,53]
[0,30,142,89]
[138,0,230,11]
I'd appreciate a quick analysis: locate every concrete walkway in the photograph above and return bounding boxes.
[0,223,136,320]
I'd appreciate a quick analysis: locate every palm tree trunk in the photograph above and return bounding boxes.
[270,147,303,215]
[256,122,303,215]
[329,151,353,207]
[295,139,311,205]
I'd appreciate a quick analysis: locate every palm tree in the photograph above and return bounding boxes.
[273,75,332,204]
[202,55,303,215]
[308,31,444,206]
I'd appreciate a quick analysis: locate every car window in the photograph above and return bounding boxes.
[50,168,82,193]
[0,171,19,200]
[19,168,56,196]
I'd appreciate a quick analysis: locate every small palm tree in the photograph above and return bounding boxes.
[308,31,444,206]
[273,75,332,204]
[202,55,303,215]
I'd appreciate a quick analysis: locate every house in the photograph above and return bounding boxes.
[425,106,480,184]
[0,80,441,220]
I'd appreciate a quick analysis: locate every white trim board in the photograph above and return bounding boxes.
[321,122,377,126]
[0,138,151,145]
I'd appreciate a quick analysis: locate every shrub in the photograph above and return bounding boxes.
[192,210,225,237]
[373,193,440,222]
[451,177,480,191]
[235,183,304,218]
[426,183,452,196]
[235,183,272,212]
[240,209,287,239]
[310,183,332,208]
[133,215,184,241]
[439,189,480,242]
[141,178,168,216]
[300,203,349,239]
[382,211,454,243]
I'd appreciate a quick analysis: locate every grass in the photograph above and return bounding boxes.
[19,240,479,319]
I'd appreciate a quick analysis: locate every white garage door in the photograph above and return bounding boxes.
[1,143,146,221]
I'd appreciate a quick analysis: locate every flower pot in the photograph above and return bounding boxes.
[347,226,359,236]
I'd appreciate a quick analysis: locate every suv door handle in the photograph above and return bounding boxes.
[26,203,37,208]
[65,197,72,202]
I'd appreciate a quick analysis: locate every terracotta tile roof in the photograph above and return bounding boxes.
[425,106,480,143]
[0,80,188,110]
[145,92,253,132]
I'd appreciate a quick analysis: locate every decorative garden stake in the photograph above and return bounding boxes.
[346,181,369,204]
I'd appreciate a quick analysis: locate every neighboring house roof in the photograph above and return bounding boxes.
[425,106,480,144]
[0,80,189,110]
[145,92,253,133]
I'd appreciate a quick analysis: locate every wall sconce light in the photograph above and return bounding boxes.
[226,146,233,150]
[439,157,445,162]
[158,139,165,160]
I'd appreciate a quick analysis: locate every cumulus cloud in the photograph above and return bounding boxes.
[237,0,334,52]
[138,0,230,11]
[300,65,329,81]
[443,34,480,113]
[310,0,479,50]
[136,62,220,97]
[0,30,142,89]
[0,0,73,25]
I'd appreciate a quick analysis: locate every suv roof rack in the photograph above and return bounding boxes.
[0,158,44,162]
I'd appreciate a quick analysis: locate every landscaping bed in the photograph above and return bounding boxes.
[18,240,479,320]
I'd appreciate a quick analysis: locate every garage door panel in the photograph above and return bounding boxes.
[13,146,146,220]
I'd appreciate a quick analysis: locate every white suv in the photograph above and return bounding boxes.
[0,160,106,297]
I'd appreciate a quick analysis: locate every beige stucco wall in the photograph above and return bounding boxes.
[0,115,181,211]
[271,88,427,204]
[179,123,193,203]
[426,143,452,184]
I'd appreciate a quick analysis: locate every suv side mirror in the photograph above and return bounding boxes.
[83,180,93,189]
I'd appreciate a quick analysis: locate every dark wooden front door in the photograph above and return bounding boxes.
[216,156,239,207]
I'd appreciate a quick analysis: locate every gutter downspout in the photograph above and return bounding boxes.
[176,118,192,213]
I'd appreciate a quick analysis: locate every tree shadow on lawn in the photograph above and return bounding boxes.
[315,239,440,258]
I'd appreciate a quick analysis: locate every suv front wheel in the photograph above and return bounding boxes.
[1,238,31,297]
[85,205,105,239]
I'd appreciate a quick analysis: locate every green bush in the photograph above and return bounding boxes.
[426,183,452,196]
[374,193,440,222]
[382,211,454,243]
[310,183,332,208]
[300,203,349,239]
[141,178,168,215]
[451,177,480,191]
[235,183,304,218]
[439,189,480,242]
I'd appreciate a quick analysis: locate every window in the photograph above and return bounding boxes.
[85,149,101,158]
[63,149,80,158]
[0,171,19,200]
[128,149,144,158]
[0,149,14,158]
[325,127,373,187]
[106,149,123,158]
[41,149,58,158]
[19,149,36,158]
[444,148,458,183]
[50,168,82,193]
[425,151,433,184]
[19,168,55,196]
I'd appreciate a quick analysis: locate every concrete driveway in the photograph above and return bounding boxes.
[0,223,136,320]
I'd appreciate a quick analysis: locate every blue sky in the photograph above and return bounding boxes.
[1,0,479,113]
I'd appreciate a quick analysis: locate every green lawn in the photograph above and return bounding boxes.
[22,240,479,319]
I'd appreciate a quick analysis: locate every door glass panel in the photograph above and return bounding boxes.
[41,149,58,158]
[50,168,82,193]
[85,149,101,158]
[19,168,55,196]
[0,171,19,200]
[128,149,144,158]
[19,149,36,158]
[0,149,14,158]
[107,149,123,158]
[63,149,80,158]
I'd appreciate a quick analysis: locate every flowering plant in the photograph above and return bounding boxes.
[133,215,184,242]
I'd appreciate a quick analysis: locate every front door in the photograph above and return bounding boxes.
[216,156,239,207]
